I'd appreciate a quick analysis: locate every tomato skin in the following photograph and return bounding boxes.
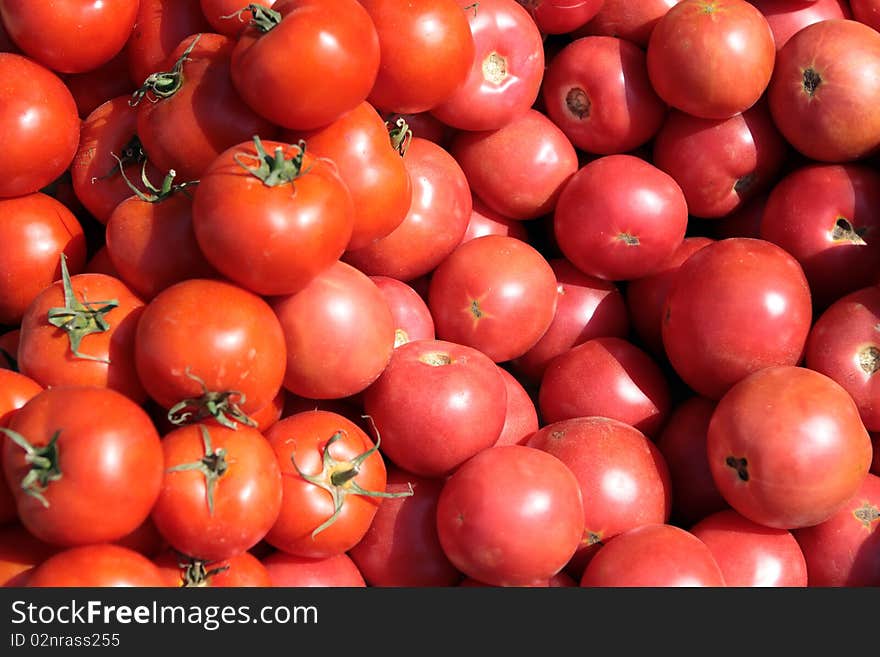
[0,0,138,74]
[661,238,813,400]
[494,366,539,447]
[852,0,880,31]
[192,139,354,297]
[369,276,436,347]
[707,366,873,529]
[231,0,379,130]
[518,0,604,34]
[431,0,545,131]
[428,235,559,363]
[262,551,366,587]
[155,549,273,587]
[0,194,86,326]
[461,196,530,245]
[0,370,42,524]
[63,52,135,119]
[363,339,508,477]
[579,0,681,46]
[437,445,584,587]
[750,0,850,51]
[27,544,165,587]
[3,386,164,547]
[0,524,58,587]
[647,0,775,120]
[0,53,80,199]
[581,524,726,587]
[151,423,282,562]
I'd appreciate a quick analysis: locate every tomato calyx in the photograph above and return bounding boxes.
[232,5,282,33]
[167,368,257,431]
[167,424,229,516]
[47,253,119,364]
[93,135,148,183]
[176,555,231,587]
[859,346,880,375]
[290,430,414,539]
[831,217,867,245]
[853,502,880,528]
[129,35,201,107]
[565,88,590,119]
[802,68,822,97]
[234,136,310,187]
[116,158,199,204]
[0,428,62,508]
[387,117,413,157]
[725,456,750,482]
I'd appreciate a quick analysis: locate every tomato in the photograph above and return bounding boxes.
[517,0,604,33]
[852,0,880,31]
[0,0,138,74]
[363,339,507,477]
[286,101,412,250]
[0,194,86,326]
[750,0,850,50]
[647,0,775,120]
[18,262,146,404]
[0,12,17,52]
[554,155,689,281]
[0,330,19,371]
[361,0,474,114]
[201,0,275,36]
[2,386,163,546]
[155,549,272,587]
[134,278,287,427]
[768,19,880,163]
[192,138,354,296]
[512,259,629,383]
[437,445,584,587]
[708,366,873,529]
[662,238,813,400]
[760,164,880,309]
[114,518,165,559]
[230,0,379,130]
[538,337,672,437]
[527,417,672,577]
[806,287,880,432]
[542,36,666,156]
[652,100,787,219]
[63,52,135,118]
[343,137,472,282]
[793,473,880,586]
[579,1,680,45]
[0,53,80,199]
[381,110,451,146]
[0,370,42,524]
[656,397,729,526]
[27,544,165,587]
[428,235,558,363]
[0,524,58,586]
[461,196,530,245]
[262,551,366,587]
[151,423,282,562]
[494,366,539,447]
[369,276,436,347]
[581,524,725,587]
[431,0,545,131]
[690,510,808,587]
[711,192,767,240]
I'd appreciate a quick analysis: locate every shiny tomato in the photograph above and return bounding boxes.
[579,0,681,46]
[151,423,282,562]
[494,366,539,447]
[27,544,165,587]
[369,276,436,348]
[155,549,272,587]
[262,551,366,587]
[707,366,873,529]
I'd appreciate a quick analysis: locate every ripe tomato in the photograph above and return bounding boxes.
[262,551,366,587]
[707,366,873,529]
[155,549,272,587]
[3,386,163,546]
[201,0,275,36]
[0,524,58,586]
[27,544,165,587]
[437,445,584,587]
[231,0,379,130]
[461,196,530,244]
[369,276,436,347]
[750,0,850,50]
[647,0,775,119]
[852,0,880,31]
[151,423,282,562]
[428,235,558,363]
[517,0,604,33]
[192,138,354,296]
[63,52,135,119]
[0,370,42,524]
[494,366,539,447]
[579,0,681,46]
[0,53,79,199]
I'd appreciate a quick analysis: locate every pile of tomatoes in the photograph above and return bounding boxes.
[1,0,879,588]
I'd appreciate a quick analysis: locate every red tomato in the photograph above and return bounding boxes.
[707,366,873,529]
[0,370,42,524]
[527,417,672,577]
[652,100,787,219]
[369,276,436,348]
[542,36,666,156]
[201,0,275,36]
[134,279,287,427]
[84,247,119,279]
[0,524,58,587]
[760,164,880,309]
[431,0,545,131]
[155,549,272,587]
[361,0,474,114]
[343,137,472,281]
[517,0,604,33]
[450,109,578,220]
[437,445,584,586]
[151,423,282,562]
[0,194,86,326]
[114,518,165,559]
[192,138,354,296]
[3,386,163,546]
[579,0,680,45]
[852,0,880,31]
[768,19,880,162]
[63,52,135,118]
[262,551,366,587]
[0,53,79,199]
[230,0,379,130]
[0,0,138,74]
[0,331,18,371]
[690,510,808,587]
[460,196,530,244]
[646,0,775,119]
[750,0,850,50]
[494,366,539,447]
[581,524,725,587]
[792,473,880,586]
[362,339,508,477]
[662,238,813,400]
[428,235,558,363]
[554,155,689,281]
[27,544,165,587]
[538,337,672,437]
